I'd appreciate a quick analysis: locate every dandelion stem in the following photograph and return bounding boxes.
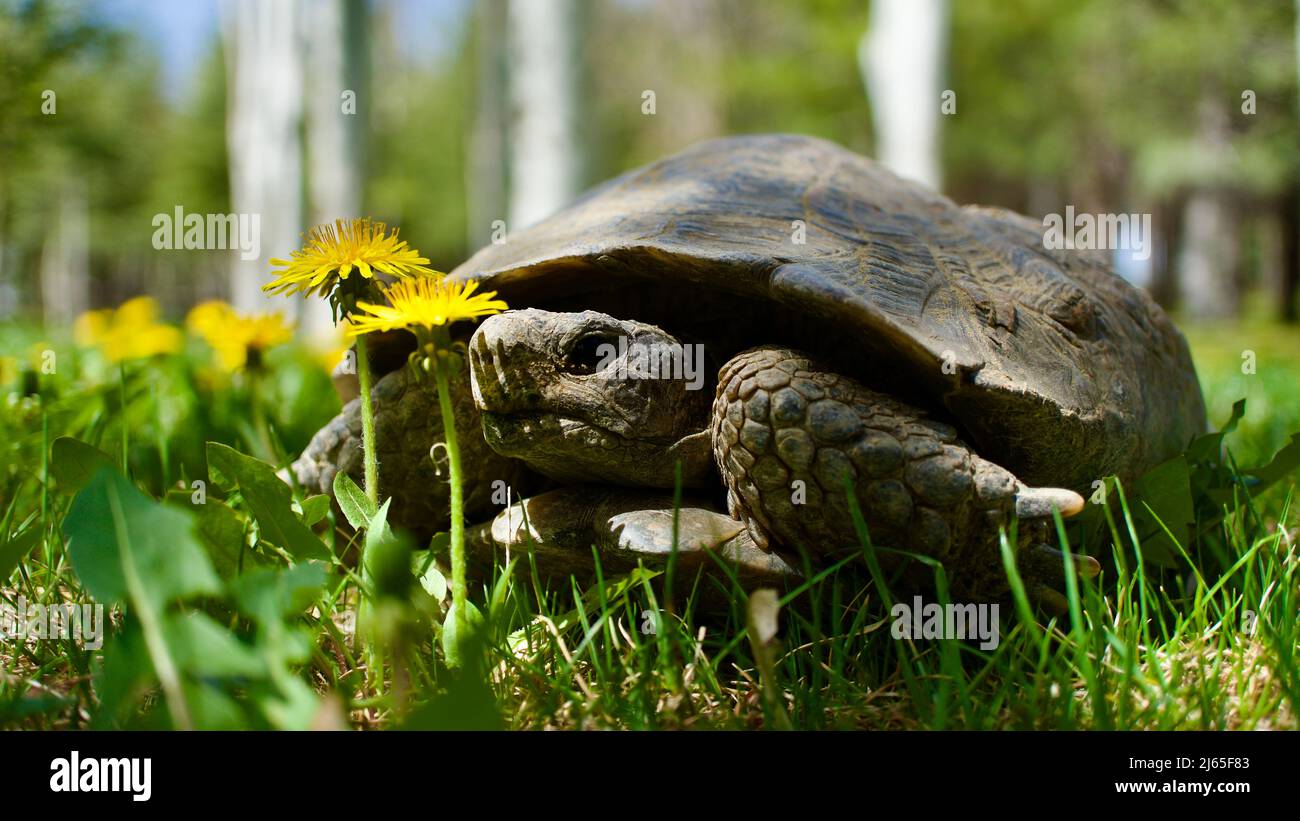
[152,379,169,487]
[429,334,467,650]
[356,334,379,506]
[118,362,129,475]
[41,409,50,568]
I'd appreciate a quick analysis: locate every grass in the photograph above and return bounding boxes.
[1,315,1297,730]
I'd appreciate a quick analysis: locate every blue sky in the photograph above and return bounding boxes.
[89,0,470,100]
[91,0,219,97]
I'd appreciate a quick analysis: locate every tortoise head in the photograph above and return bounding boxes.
[469,308,716,488]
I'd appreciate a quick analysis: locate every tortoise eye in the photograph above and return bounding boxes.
[564,334,619,375]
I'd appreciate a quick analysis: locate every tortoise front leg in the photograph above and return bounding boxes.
[294,348,532,539]
[712,346,1097,609]
[468,486,800,591]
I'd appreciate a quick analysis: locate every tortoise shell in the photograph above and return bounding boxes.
[447,134,1205,491]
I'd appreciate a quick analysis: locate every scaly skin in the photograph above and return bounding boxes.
[713,346,1061,601]
[470,309,716,488]
[467,486,798,589]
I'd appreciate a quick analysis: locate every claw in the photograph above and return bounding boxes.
[1015,486,1085,519]
[1035,544,1101,579]
[1029,583,1069,616]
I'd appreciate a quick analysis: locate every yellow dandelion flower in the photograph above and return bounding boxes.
[346,277,509,337]
[74,296,183,363]
[230,313,294,369]
[265,218,435,300]
[73,308,110,348]
[186,299,232,338]
[186,300,293,372]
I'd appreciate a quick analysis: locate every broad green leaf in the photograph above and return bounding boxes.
[63,467,221,608]
[206,443,329,561]
[441,600,485,670]
[1185,399,1245,463]
[358,499,416,649]
[164,612,266,679]
[230,564,327,625]
[1244,433,1300,494]
[401,668,502,731]
[1132,456,1194,566]
[259,622,316,666]
[427,530,450,557]
[363,499,412,600]
[414,553,448,602]
[332,470,375,531]
[299,494,331,526]
[49,436,115,494]
[0,527,42,582]
[181,681,250,731]
[0,692,76,724]
[165,491,268,580]
[90,621,155,729]
[259,671,323,731]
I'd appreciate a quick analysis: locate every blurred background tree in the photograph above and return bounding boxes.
[0,0,167,323]
[0,0,1296,332]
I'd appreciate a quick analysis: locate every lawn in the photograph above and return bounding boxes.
[1,310,1297,730]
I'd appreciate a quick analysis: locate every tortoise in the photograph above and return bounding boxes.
[294,134,1206,608]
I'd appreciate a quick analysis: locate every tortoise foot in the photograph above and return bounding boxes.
[712,345,1091,605]
[468,485,800,592]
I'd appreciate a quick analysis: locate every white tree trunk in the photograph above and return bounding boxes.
[506,0,584,230]
[1178,192,1238,319]
[1177,99,1239,320]
[859,0,948,191]
[302,0,364,339]
[221,0,305,317]
[40,181,89,327]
